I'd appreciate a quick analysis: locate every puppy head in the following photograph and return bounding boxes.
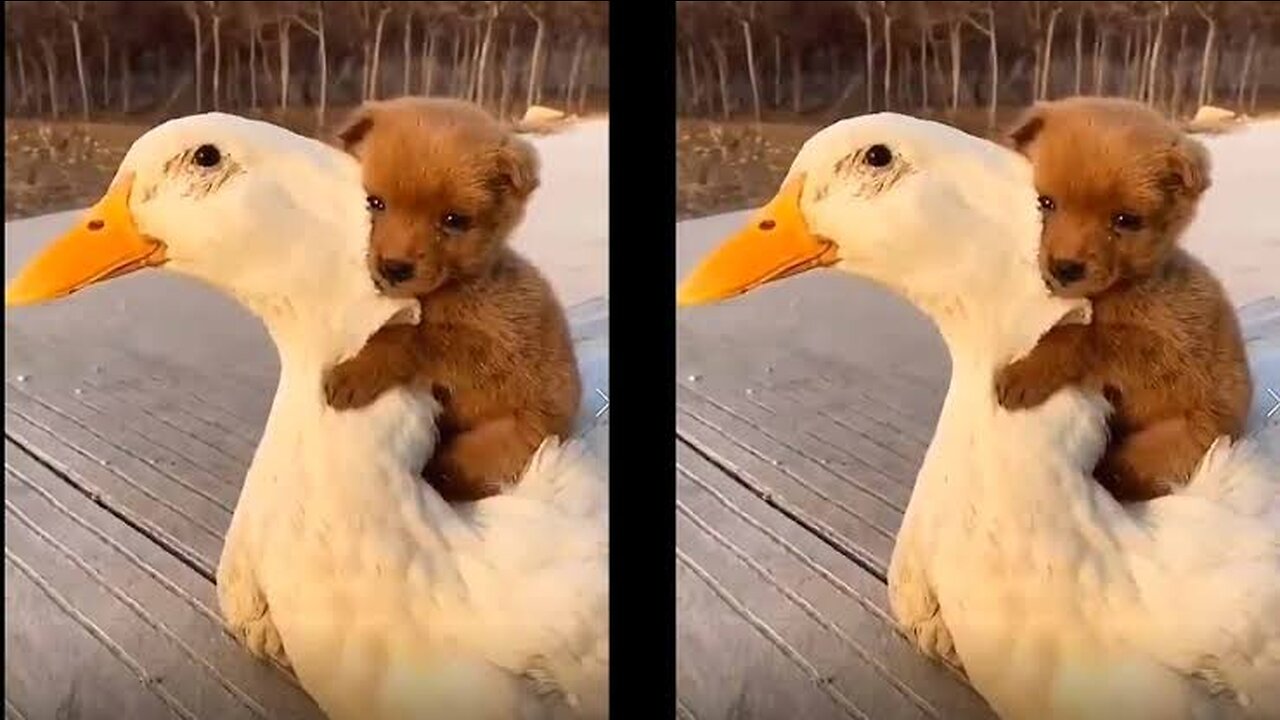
[1006,97,1210,298]
[334,97,540,297]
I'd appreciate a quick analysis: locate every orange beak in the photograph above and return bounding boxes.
[677,176,839,307]
[5,173,167,307]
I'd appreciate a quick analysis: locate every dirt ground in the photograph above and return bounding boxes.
[4,102,607,221]
[675,107,1041,220]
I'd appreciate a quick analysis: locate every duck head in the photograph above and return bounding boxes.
[678,112,1089,368]
[5,113,418,365]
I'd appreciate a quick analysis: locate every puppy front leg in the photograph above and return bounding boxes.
[995,324,1090,410]
[324,324,422,410]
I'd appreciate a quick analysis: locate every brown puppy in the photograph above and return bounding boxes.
[323,97,581,502]
[996,96,1252,501]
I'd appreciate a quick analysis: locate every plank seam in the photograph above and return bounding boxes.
[2,433,216,582]
[676,498,940,718]
[677,413,890,580]
[677,397,897,542]
[5,501,273,719]
[676,548,869,720]
[4,550,199,720]
[4,399,228,542]
[11,382,239,512]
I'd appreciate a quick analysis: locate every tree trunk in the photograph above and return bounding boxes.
[422,31,437,96]
[249,30,258,109]
[279,19,291,110]
[476,7,496,108]
[68,19,90,120]
[101,33,111,109]
[120,47,131,114]
[772,34,782,108]
[401,11,412,96]
[863,11,875,111]
[369,7,390,100]
[686,44,702,113]
[212,13,222,110]
[468,23,483,102]
[525,14,546,111]
[986,17,998,130]
[449,31,462,97]
[230,42,240,108]
[742,19,762,123]
[16,46,30,112]
[315,11,327,126]
[1039,8,1061,100]
[1092,27,1107,94]
[949,21,961,112]
[1146,9,1167,105]
[1248,46,1262,113]
[882,11,893,111]
[919,25,929,111]
[41,38,60,119]
[791,44,802,113]
[576,47,592,114]
[190,10,202,112]
[1120,30,1134,98]
[1073,10,1083,95]
[565,34,586,111]
[1170,22,1187,115]
[711,38,730,119]
[1196,15,1216,110]
[500,25,517,118]
[1235,30,1256,111]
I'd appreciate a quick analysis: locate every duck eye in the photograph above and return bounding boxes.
[193,144,222,168]
[366,195,386,212]
[1037,195,1056,212]
[441,212,471,233]
[864,144,893,168]
[1111,213,1143,231]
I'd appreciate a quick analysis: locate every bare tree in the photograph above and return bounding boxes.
[966,2,998,129]
[294,1,326,126]
[1195,2,1219,109]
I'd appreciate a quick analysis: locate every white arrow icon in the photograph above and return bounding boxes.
[1266,387,1280,420]
[594,388,610,419]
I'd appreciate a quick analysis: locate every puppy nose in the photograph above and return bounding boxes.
[378,259,415,284]
[1050,260,1086,285]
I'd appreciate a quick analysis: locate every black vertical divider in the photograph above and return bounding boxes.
[606,1,678,716]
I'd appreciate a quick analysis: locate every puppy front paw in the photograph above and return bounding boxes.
[994,359,1058,410]
[323,360,384,410]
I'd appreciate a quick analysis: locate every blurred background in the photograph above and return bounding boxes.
[4,0,610,220]
[676,0,1280,218]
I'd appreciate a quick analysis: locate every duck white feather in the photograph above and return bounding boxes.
[6,113,608,720]
[680,113,1278,720]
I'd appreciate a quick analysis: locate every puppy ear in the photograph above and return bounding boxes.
[1166,136,1212,197]
[334,106,375,154]
[1006,108,1045,152]
[493,135,540,199]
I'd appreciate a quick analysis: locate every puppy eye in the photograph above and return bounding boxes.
[1037,195,1056,212]
[864,144,893,168]
[192,144,222,168]
[1111,213,1143,231]
[366,195,386,212]
[441,212,471,233]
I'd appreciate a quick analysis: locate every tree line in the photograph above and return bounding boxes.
[5,1,610,127]
[676,1,1280,127]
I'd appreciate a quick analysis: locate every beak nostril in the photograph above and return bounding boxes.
[87,220,105,231]
[758,220,776,231]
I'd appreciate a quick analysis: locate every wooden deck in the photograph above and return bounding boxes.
[675,211,1280,720]
[3,211,609,719]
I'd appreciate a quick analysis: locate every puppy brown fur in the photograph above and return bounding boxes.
[323,97,581,502]
[996,96,1252,501]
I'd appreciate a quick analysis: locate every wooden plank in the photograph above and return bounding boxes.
[4,440,320,719]
[677,387,898,579]
[675,440,992,720]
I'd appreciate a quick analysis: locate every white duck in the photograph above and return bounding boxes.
[6,113,609,720]
[678,113,1279,720]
